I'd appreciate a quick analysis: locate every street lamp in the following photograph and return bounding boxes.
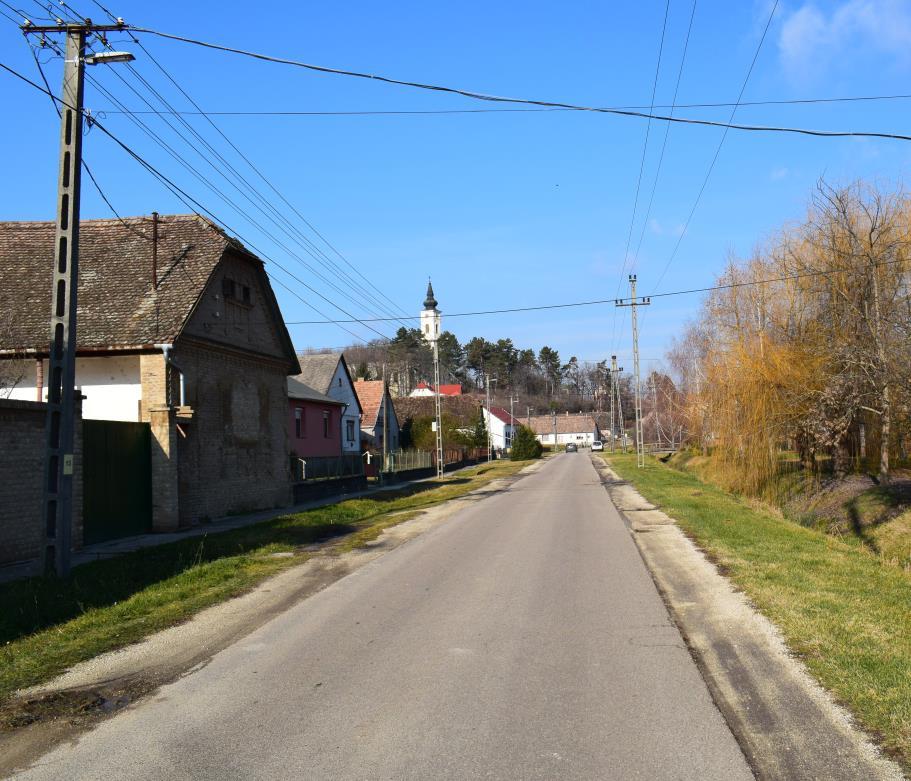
[84,51,135,65]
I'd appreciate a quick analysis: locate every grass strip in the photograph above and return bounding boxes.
[0,460,527,706]
[605,452,911,768]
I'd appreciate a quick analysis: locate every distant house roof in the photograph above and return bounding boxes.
[486,406,520,426]
[0,215,297,372]
[527,413,599,436]
[287,377,344,405]
[411,381,462,397]
[354,379,390,427]
[293,352,345,394]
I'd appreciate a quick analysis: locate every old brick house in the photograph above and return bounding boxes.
[0,214,299,542]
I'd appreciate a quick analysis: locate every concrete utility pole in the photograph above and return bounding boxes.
[433,339,443,477]
[485,376,496,460]
[526,406,534,427]
[609,355,623,453]
[420,280,443,477]
[24,20,133,576]
[551,410,557,451]
[382,364,389,477]
[509,394,518,450]
[616,275,650,468]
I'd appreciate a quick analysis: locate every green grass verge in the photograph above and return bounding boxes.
[0,460,527,707]
[605,452,911,768]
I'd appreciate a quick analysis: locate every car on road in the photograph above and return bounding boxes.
[591,440,604,452]
[565,443,578,452]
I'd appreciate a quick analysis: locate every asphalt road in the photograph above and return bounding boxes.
[14,453,753,780]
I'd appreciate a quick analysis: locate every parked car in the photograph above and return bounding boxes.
[591,440,604,452]
[565,443,578,452]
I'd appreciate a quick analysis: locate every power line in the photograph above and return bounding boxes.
[281,255,909,324]
[16,5,412,331]
[619,0,671,285]
[631,0,697,268]
[650,0,779,295]
[85,92,911,116]
[85,0,414,326]
[0,57,393,344]
[115,25,911,143]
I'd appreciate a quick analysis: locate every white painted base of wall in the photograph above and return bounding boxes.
[6,355,142,422]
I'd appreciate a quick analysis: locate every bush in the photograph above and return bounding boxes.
[511,425,543,460]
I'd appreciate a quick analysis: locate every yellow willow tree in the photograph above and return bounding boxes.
[668,181,911,490]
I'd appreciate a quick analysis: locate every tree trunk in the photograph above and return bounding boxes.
[880,384,891,484]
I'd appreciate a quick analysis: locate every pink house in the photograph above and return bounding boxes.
[287,376,345,458]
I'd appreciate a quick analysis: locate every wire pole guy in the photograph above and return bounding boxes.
[21,19,134,576]
[615,275,651,467]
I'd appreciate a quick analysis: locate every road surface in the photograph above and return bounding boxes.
[14,453,753,780]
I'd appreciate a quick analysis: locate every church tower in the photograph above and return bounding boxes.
[420,280,441,343]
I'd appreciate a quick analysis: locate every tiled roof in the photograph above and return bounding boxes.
[293,352,343,394]
[287,377,344,405]
[0,215,236,353]
[526,413,599,435]
[487,406,520,425]
[353,380,386,427]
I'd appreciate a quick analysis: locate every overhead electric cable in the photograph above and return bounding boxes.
[632,0,697,266]
[87,92,911,116]
[0,57,393,344]
[118,25,911,142]
[619,0,671,282]
[280,255,909,324]
[84,3,414,326]
[650,0,779,295]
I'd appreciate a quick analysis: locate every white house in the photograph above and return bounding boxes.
[528,413,601,447]
[292,353,362,454]
[483,406,520,451]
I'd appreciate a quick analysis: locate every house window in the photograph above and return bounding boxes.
[295,407,304,438]
[222,277,236,300]
[323,411,330,438]
[338,377,342,387]
[346,419,355,443]
[242,285,251,304]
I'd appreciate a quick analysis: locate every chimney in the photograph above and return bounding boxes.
[151,211,159,288]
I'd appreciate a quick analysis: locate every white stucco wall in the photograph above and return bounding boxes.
[482,409,516,450]
[6,355,142,422]
[535,431,599,446]
[326,361,362,453]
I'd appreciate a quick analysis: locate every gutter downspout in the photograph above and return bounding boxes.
[155,343,185,407]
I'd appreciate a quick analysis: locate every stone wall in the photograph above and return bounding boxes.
[173,338,292,523]
[0,398,82,569]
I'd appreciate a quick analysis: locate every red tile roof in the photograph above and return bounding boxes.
[487,406,520,425]
[354,380,386,426]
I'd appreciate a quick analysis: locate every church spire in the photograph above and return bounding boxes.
[423,279,438,310]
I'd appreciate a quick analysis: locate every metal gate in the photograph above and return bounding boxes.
[83,420,152,545]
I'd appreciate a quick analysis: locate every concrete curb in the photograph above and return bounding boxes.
[591,455,905,781]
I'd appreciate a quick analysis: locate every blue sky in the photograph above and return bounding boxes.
[2,0,910,374]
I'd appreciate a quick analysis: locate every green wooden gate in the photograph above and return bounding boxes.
[83,420,153,545]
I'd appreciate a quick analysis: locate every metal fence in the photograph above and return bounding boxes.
[290,454,365,482]
[380,447,488,474]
